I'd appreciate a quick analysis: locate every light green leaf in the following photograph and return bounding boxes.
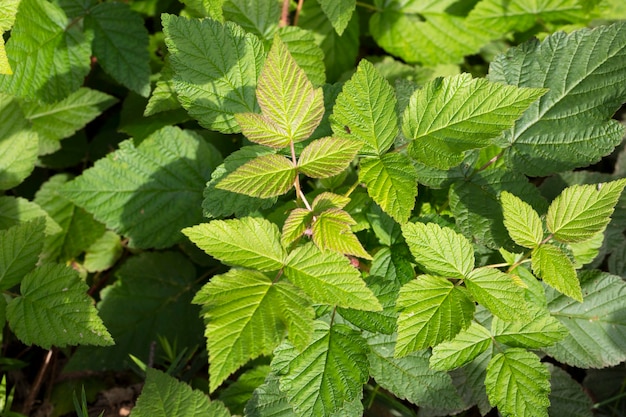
[298,137,360,178]
[144,60,179,117]
[83,231,123,273]
[193,269,313,393]
[568,230,604,268]
[132,368,217,417]
[317,0,355,35]
[0,0,20,31]
[532,244,582,302]
[311,209,371,259]
[284,243,382,310]
[6,264,113,348]
[465,267,529,321]
[0,196,62,236]
[547,179,626,243]
[219,366,270,416]
[396,275,475,355]
[223,0,280,40]
[312,192,351,212]
[402,74,546,169]
[489,23,626,176]
[401,222,474,279]
[277,26,326,87]
[86,2,150,97]
[62,126,220,249]
[546,364,594,417]
[216,154,296,198]
[276,322,368,416]
[281,208,312,249]
[359,153,417,224]
[430,321,493,371]
[331,59,398,155]
[0,218,45,290]
[0,94,37,190]
[492,312,568,348]
[162,13,264,133]
[501,191,544,248]
[20,88,117,145]
[367,332,465,409]
[545,270,626,368]
[485,349,550,417]
[183,217,285,272]
[0,0,92,102]
[180,0,223,20]
[0,37,11,75]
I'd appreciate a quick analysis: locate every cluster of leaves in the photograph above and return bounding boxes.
[2,0,626,416]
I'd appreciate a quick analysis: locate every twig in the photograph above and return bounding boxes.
[293,0,305,26]
[280,0,290,27]
[22,348,55,415]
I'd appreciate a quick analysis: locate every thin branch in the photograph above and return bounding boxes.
[22,349,55,415]
[476,150,504,173]
[291,140,312,210]
[280,0,290,27]
[293,0,305,26]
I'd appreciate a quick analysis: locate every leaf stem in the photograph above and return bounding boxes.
[22,348,55,415]
[356,1,380,12]
[293,0,305,26]
[343,178,361,198]
[280,0,290,27]
[291,140,312,210]
[476,150,504,173]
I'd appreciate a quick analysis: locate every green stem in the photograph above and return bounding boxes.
[343,178,361,198]
[356,1,380,12]
[593,391,626,409]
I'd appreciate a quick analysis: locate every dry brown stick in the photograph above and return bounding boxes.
[293,0,305,26]
[280,0,291,27]
[22,348,55,415]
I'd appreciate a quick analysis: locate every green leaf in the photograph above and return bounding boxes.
[359,153,417,224]
[0,94,37,190]
[20,87,117,146]
[311,209,371,259]
[371,246,415,285]
[546,364,594,417]
[219,366,270,415]
[298,137,361,178]
[183,217,286,272]
[277,26,326,88]
[331,59,398,156]
[62,126,220,249]
[546,179,626,243]
[180,0,223,20]
[312,192,351,212]
[132,368,218,417]
[465,267,529,321]
[532,244,582,302]
[83,231,123,273]
[401,222,474,279]
[485,349,550,417]
[217,154,296,199]
[223,0,280,40]
[488,23,626,176]
[492,312,568,349]
[276,322,369,416]
[86,2,150,97]
[162,13,264,133]
[194,269,313,393]
[6,264,112,349]
[0,196,62,236]
[402,74,546,169]
[501,191,544,248]
[0,0,20,31]
[367,332,465,410]
[245,373,296,417]
[396,275,475,355]
[430,321,493,371]
[0,37,11,75]
[545,271,626,368]
[317,0,355,35]
[0,218,45,290]
[281,208,313,249]
[0,0,92,102]
[284,243,382,310]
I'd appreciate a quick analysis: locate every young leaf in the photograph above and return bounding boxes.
[6,263,113,349]
[312,192,351,212]
[0,37,10,75]
[86,2,150,97]
[162,13,264,133]
[492,312,568,349]
[183,217,286,272]
[488,22,626,175]
[430,321,493,371]
[501,191,544,248]
[396,275,475,355]
[465,267,529,322]
[331,59,398,155]
[276,322,369,416]
[297,137,361,178]
[83,231,123,273]
[62,126,221,249]
[532,244,582,302]
[222,0,280,40]
[217,153,296,198]
[284,243,382,310]
[401,222,474,279]
[281,208,313,248]
[546,179,626,243]
[311,208,371,259]
[359,153,417,224]
[317,0,355,36]
[0,218,45,290]
[0,94,37,190]
[402,73,546,169]
[277,26,326,87]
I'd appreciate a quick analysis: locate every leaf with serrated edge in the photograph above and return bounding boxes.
[546,363,594,417]
[501,191,544,248]
[284,243,381,310]
[359,153,417,224]
[465,267,529,321]
[6,264,112,349]
[298,137,361,178]
[222,0,280,40]
[430,321,493,371]
[0,94,37,190]
[402,222,474,279]
[0,37,11,75]
[312,208,371,259]
[312,192,351,212]
[485,349,550,417]
[331,59,398,155]
[402,73,546,169]
[216,154,296,199]
[281,208,312,248]
[183,217,285,272]
[396,275,475,355]
[0,196,62,236]
[277,321,369,416]
[492,312,567,349]
[532,244,582,302]
[318,0,355,35]
[547,179,626,243]
[0,218,45,290]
